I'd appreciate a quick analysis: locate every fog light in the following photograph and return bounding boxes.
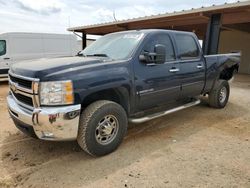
[64,111,79,120]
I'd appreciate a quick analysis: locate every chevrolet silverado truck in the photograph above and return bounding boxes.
[7,29,240,156]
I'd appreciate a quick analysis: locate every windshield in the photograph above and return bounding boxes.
[80,32,144,60]
[0,40,6,56]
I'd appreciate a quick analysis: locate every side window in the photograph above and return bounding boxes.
[143,34,175,62]
[0,40,6,56]
[175,34,199,60]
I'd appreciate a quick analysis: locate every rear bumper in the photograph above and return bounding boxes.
[0,68,9,81]
[7,94,81,141]
[0,68,9,77]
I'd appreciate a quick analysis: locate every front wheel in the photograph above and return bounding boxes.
[209,80,230,108]
[77,100,128,156]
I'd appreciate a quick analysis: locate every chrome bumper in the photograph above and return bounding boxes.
[7,94,81,141]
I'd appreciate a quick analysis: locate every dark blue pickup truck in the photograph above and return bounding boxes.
[7,29,240,156]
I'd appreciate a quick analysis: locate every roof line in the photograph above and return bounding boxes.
[68,1,250,32]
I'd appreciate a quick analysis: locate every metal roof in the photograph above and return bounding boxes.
[68,1,250,35]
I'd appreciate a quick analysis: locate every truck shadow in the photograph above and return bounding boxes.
[0,100,248,187]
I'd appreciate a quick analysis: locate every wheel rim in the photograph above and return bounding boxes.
[95,115,119,145]
[219,86,227,104]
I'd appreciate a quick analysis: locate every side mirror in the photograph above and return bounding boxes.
[139,44,166,64]
[139,54,147,62]
[154,44,166,64]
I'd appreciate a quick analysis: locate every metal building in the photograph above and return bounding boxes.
[68,1,250,74]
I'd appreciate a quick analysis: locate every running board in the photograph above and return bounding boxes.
[129,99,201,124]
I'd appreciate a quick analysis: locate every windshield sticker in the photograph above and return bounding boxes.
[123,34,143,40]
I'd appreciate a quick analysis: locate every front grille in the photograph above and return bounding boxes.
[12,91,33,107]
[9,74,32,89]
[9,72,39,108]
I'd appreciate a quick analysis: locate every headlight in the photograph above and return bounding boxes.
[40,80,74,105]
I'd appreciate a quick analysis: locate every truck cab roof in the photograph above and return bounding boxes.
[108,29,196,36]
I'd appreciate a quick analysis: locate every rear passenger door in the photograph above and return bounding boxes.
[174,33,205,98]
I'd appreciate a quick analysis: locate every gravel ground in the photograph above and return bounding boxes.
[0,75,249,188]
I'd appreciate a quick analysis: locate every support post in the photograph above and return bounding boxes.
[203,14,222,55]
[82,33,87,50]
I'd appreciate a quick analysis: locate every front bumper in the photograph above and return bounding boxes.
[7,94,81,141]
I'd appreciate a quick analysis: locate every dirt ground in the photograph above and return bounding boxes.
[0,75,249,188]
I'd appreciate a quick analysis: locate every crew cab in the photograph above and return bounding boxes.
[7,29,240,156]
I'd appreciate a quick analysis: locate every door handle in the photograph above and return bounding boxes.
[169,68,180,73]
[3,57,10,60]
[197,65,203,69]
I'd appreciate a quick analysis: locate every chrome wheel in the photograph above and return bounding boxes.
[95,115,119,145]
[219,86,227,103]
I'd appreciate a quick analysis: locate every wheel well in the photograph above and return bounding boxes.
[219,64,239,81]
[81,88,130,115]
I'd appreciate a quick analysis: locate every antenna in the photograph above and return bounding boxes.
[113,11,117,22]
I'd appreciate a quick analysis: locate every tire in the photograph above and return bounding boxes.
[209,80,230,108]
[77,100,128,156]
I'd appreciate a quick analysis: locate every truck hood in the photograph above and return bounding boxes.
[10,56,112,80]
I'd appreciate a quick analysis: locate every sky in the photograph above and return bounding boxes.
[0,0,243,36]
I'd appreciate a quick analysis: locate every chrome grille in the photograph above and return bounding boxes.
[12,92,33,106]
[9,74,32,89]
[8,72,40,109]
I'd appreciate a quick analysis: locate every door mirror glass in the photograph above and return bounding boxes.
[139,44,166,64]
[0,40,6,56]
[154,44,166,64]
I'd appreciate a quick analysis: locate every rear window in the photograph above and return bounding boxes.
[175,34,199,60]
[0,40,6,56]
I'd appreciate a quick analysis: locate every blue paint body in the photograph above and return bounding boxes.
[10,29,240,117]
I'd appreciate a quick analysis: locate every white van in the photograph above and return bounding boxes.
[0,32,79,79]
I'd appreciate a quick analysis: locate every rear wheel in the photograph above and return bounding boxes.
[209,80,230,108]
[77,100,128,156]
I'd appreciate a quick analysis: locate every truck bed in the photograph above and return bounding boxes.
[203,53,240,93]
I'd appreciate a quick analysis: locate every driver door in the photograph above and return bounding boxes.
[134,33,181,110]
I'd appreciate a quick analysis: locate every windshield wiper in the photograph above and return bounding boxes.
[86,54,109,57]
